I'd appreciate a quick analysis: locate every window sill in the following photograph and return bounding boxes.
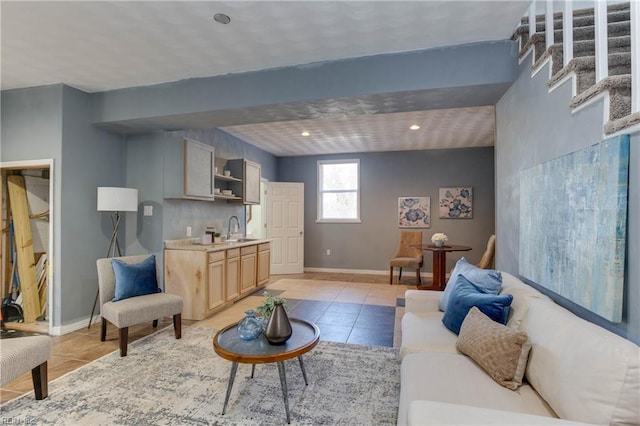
[316,219,362,224]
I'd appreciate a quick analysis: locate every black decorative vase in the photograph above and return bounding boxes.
[265,301,292,345]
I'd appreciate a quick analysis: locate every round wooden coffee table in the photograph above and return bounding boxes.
[213,318,320,424]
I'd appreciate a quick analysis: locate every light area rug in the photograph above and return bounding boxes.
[1,326,400,425]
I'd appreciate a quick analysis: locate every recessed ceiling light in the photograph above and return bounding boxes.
[409,124,421,130]
[301,131,310,137]
[213,13,231,24]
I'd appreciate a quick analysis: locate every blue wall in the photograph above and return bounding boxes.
[1,85,125,328]
[277,147,496,273]
[496,53,639,343]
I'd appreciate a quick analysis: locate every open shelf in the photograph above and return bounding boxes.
[214,173,242,182]
[214,194,242,201]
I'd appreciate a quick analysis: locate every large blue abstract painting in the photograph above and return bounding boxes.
[519,135,629,322]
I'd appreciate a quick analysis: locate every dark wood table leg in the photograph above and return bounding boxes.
[432,251,447,290]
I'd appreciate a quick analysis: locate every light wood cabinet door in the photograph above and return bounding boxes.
[226,253,240,301]
[226,159,261,205]
[184,138,215,199]
[257,248,270,286]
[240,253,257,294]
[243,160,261,204]
[208,259,225,312]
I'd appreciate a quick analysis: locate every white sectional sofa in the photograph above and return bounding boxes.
[398,271,640,426]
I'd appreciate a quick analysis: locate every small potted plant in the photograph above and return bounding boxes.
[256,291,288,323]
[431,233,448,247]
[213,232,221,243]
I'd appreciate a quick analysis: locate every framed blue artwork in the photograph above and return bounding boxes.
[398,197,430,228]
[439,187,473,219]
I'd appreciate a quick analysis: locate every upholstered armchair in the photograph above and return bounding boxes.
[96,255,183,357]
[476,235,496,269]
[0,334,52,399]
[389,230,424,285]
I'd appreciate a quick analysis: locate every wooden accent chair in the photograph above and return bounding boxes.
[0,334,51,399]
[97,255,183,357]
[389,230,424,285]
[476,234,496,269]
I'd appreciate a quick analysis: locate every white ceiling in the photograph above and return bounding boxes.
[0,1,528,156]
[221,106,496,156]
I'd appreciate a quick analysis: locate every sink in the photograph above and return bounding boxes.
[226,238,258,243]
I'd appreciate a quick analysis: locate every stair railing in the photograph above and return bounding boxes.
[545,1,554,49]
[524,0,637,117]
[529,0,537,40]
[632,0,639,114]
[594,1,609,83]
[563,0,574,67]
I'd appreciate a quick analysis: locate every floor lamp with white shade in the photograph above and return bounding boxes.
[88,187,138,329]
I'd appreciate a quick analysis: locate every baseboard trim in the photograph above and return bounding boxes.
[303,267,433,278]
[52,315,99,336]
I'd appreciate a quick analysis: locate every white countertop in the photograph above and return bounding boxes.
[164,238,271,252]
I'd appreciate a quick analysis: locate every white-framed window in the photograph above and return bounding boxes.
[317,159,361,223]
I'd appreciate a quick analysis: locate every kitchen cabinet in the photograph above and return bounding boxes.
[164,249,211,320]
[207,251,225,311]
[257,243,270,286]
[226,159,261,204]
[213,172,242,201]
[164,240,270,320]
[164,249,224,320]
[226,248,240,301]
[240,245,257,294]
[164,137,215,200]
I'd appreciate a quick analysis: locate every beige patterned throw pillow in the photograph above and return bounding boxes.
[456,307,531,390]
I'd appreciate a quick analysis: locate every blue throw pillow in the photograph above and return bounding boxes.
[438,257,503,311]
[441,275,512,335]
[111,255,161,302]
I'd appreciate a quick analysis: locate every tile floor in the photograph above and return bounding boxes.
[0,272,418,404]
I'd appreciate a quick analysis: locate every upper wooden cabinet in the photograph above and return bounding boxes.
[164,137,215,200]
[184,139,215,198]
[226,159,261,205]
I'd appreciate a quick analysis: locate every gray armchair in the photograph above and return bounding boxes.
[96,255,183,357]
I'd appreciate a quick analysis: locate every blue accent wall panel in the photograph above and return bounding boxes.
[519,135,629,322]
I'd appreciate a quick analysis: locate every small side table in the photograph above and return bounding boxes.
[213,318,320,424]
[412,244,472,291]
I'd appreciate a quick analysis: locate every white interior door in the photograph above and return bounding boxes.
[267,182,304,274]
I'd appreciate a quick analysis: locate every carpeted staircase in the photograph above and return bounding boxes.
[512,2,638,134]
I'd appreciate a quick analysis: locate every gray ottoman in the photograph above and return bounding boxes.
[0,335,52,399]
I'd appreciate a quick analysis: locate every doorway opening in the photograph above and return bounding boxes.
[1,160,54,334]
[246,179,268,240]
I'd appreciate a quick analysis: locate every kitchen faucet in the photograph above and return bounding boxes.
[227,215,240,239]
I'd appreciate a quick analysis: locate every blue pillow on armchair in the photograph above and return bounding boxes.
[438,257,503,311]
[441,275,512,335]
[111,255,161,302]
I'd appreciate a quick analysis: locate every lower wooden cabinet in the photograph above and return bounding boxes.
[257,243,270,286]
[240,245,257,295]
[164,249,210,320]
[207,251,225,311]
[164,241,270,320]
[226,248,240,301]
